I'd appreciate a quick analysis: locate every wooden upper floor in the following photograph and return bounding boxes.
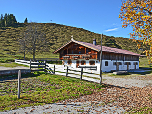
[58,42,139,61]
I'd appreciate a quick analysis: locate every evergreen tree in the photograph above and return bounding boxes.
[0,13,17,27]
[0,14,4,27]
[24,18,28,23]
[7,14,11,26]
[4,13,7,27]
[10,14,17,26]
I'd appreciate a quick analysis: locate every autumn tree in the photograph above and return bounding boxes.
[19,23,50,61]
[119,0,152,63]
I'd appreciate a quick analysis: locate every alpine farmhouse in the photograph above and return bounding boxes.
[53,38,141,72]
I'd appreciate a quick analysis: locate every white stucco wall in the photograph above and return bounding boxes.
[63,59,139,72]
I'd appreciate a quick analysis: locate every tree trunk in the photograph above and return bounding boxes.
[33,49,35,61]
[24,50,25,60]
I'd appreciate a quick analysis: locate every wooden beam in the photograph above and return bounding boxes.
[100,34,103,85]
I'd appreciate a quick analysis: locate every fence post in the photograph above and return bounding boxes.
[30,59,31,70]
[54,65,55,74]
[44,60,46,71]
[100,70,102,85]
[66,66,68,76]
[80,68,83,80]
[38,61,40,69]
[18,70,21,99]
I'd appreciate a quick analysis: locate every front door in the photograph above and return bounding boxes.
[116,62,119,71]
[76,60,79,68]
[127,62,129,70]
[134,63,136,69]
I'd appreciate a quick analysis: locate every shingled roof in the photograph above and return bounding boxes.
[54,39,141,56]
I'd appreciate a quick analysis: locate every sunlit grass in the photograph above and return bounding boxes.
[0,71,105,111]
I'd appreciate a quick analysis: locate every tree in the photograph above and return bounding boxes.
[7,14,11,27]
[24,18,28,23]
[4,13,7,27]
[0,14,4,27]
[19,23,50,61]
[0,13,17,27]
[9,14,17,26]
[18,29,29,60]
[119,0,152,63]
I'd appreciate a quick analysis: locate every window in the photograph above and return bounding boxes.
[105,61,108,66]
[133,62,138,65]
[119,62,122,65]
[89,61,95,65]
[124,62,131,65]
[113,62,122,65]
[68,60,72,65]
[86,49,88,53]
[113,62,116,65]
[81,60,86,65]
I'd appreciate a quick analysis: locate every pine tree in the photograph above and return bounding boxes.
[24,18,28,23]
[0,14,3,27]
[7,14,11,26]
[4,13,7,27]
[10,14,17,26]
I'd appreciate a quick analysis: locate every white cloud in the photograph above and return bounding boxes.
[112,23,117,26]
[105,28,118,32]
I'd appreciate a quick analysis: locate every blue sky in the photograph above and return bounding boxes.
[0,0,133,38]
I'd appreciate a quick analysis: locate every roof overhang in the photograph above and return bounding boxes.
[53,39,99,54]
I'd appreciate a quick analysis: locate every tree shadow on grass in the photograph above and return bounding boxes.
[0,71,44,83]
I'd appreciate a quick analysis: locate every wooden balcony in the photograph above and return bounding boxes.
[60,53,97,60]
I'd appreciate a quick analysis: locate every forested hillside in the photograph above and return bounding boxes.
[0,23,149,62]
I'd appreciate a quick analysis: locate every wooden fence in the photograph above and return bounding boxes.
[15,59,102,84]
[15,59,30,66]
[15,59,46,72]
[30,59,46,72]
[18,58,61,62]
[47,64,101,84]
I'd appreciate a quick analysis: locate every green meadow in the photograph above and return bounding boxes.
[0,72,105,111]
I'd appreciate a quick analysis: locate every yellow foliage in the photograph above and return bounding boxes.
[119,0,152,40]
[119,0,152,62]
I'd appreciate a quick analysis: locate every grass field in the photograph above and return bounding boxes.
[0,72,105,111]
[0,62,29,68]
[0,57,151,113]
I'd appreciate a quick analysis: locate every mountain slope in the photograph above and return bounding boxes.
[0,23,149,61]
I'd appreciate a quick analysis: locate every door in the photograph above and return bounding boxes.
[127,62,129,70]
[116,62,119,71]
[134,63,136,69]
[76,60,79,68]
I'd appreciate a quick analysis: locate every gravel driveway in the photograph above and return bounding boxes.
[0,67,152,114]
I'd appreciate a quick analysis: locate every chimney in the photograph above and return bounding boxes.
[93,39,96,45]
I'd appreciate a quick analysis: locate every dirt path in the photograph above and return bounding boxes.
[102,75,152,88]
[0,66,29,70]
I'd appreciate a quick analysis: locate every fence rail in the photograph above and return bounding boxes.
[15,59,102,84]
[15,59,46,72]
[18,58,61,62]
[47,64,101,84]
